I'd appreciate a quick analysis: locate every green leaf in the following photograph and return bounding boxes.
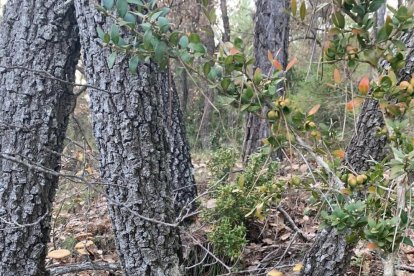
[300,1,307,21]
[107,52,117,69]
[116,0,128,17]
[127,0,143,5]
[188,43,205,54]
[143,30,153,49]
[96,27,105,40]
[402,237,414,247]
[128,56,140,73]
[157,17,170,32]
[203,62,212,76]
[179,35,189,48]
[189,33,201,43]
[221,78,231,90]
[368,0,385,12]
[103,33,110,44]
[102,0,115,10]
[110,25,120,44]
[332,12,345,29]
[154,41,167,63]
[169,32,180,45]
[124,12,136,25]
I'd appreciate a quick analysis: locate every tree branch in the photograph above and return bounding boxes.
[48,262,122,275]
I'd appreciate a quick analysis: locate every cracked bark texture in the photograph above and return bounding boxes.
[242,0,289,163]
[301,31,414,276]
[74,1,185,274]
[0,0,80,275]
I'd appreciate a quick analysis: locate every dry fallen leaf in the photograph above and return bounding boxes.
[268,269,283,276]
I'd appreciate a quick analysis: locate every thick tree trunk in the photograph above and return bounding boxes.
[242,0,289,163]
[159,73,197,214]
[0,0,80,275]
[301,99,386,275]
[74,1,189,274]
[302,32,414,276]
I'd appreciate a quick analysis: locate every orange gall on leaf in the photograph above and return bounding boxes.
[334,68,341,84]
[358,76,370,95]
[286,57,297,71]
[273,60,283,71]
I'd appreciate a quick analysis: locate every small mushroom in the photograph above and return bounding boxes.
[75,240,94,255]
[47,249,71,260]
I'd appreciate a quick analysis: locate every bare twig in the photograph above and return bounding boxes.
[48,262,122,275]
[0,65,117,94]
[276,206,310,242]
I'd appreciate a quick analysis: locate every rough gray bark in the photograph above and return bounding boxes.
[74,1,186,274]
[0,0,80,275]
[159,73,197,214]
[242,0,290,163]
[301,31,414,276]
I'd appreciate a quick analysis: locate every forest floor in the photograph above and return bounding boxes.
[46,153,414,276]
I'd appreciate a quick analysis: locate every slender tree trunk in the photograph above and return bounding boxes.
[242,0,290,163]
[180,72,189,114]
[301,31,414,276]
[74,1,190,274]
[0,0,80,275]
[220,0,231,42]
[199,23,216,150]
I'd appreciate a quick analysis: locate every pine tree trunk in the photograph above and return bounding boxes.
[242,0,289,162]
[0,0,80,275]
[74,1,188,274]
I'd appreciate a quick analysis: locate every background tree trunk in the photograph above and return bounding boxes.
[74,1,188,274]
[220,0,231,42]
[0,0,80,275]
[242,0,289,163]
